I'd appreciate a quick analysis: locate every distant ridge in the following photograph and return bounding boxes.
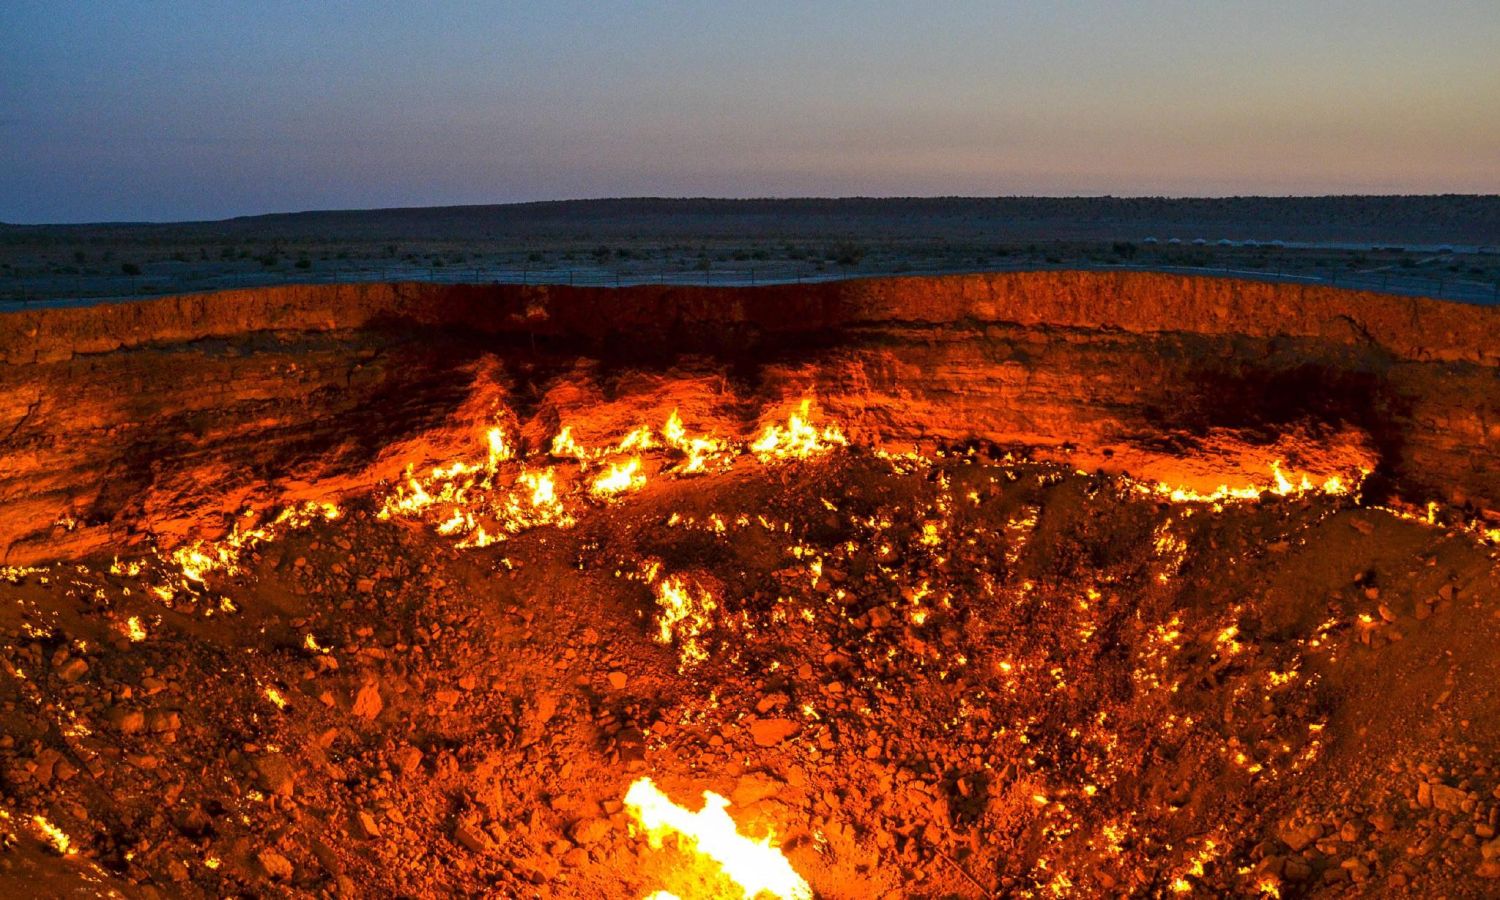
[3,195,1498,245]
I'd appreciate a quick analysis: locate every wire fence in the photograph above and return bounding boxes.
[2,259,1497,312]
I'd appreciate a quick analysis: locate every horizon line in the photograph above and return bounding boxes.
[5,192,1499,229]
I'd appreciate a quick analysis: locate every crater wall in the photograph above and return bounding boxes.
[1,272,1496,564]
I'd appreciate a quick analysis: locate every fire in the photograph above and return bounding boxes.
[652,575,717,667]
[623,777,811,900]
[592,457,646,497]
[550,426,586,459]
[109,558,143,577]
[662,410,689,445]
[518,468,558,507]
[379,400,843,545]
[125,616,147,642]
[750,400,846,462]
[486,426,513,467]
[381,424,582,545]
[1140,460,1364,505]
[662,410,729,473]
[170,501,341,585]
[617,425,658,453]
[32,815,74,855]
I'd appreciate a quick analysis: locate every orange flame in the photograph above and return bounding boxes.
[624,777,810,900]
[652,575,717,667]
[1140,460,1363,505]
[751,400,846,461]
[591,457,646,497]
[170,501,340,584]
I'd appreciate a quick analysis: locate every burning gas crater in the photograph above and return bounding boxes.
[3,392,1499,898]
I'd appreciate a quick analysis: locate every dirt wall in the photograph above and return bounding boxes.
[1,273,1496,564]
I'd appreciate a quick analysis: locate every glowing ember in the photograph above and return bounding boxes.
[124,616,147,642]
[624,777,810,900]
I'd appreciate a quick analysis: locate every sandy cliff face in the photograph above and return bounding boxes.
[1,272,1496,564]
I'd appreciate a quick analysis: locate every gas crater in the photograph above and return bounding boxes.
[0,272,1498,898]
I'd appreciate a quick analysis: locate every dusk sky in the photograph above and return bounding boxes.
[3,1,1497,224]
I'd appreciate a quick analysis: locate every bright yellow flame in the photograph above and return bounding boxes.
[662,409,728,473]
[592,458,646,497]
[1141,459,1363,506]
[125,616,147,642]
[617,425,658,453]
[624,777,810,900]
[550,426,585,459]
[32,815,74,855]
[519,468,557,507]
[750,399,846,461]
[110,558,143,577]
[653,575,716,668]
[264,687,288,710]
[663,410,688,445]
[486,427,513,467]
[170,500,343,583]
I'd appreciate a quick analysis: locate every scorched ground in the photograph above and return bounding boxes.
[1,415,1499,899]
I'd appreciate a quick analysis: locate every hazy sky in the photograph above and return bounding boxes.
[2,1,1497,223]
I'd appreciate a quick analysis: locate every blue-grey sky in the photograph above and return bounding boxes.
[2,1,1497,223]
